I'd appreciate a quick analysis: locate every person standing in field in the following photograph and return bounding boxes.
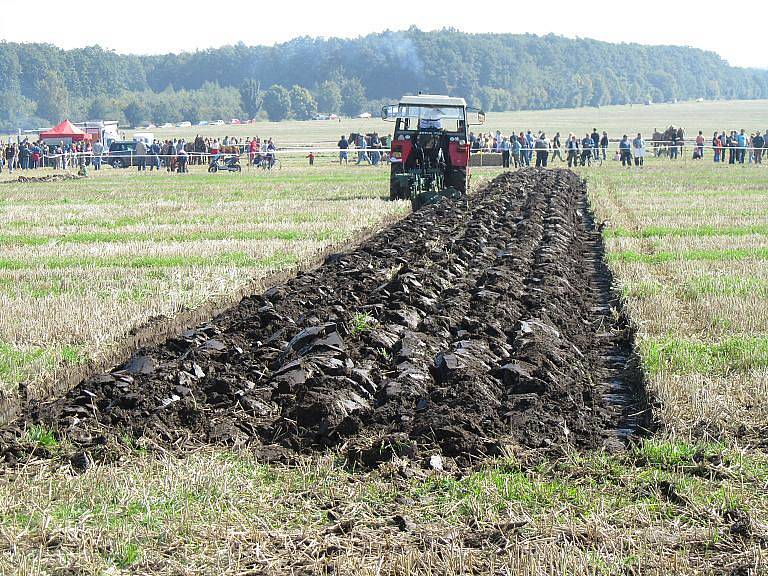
[511,134,522,168]
[6,143,16,174]
[763,129,768,162]
[600,131,609,160]
[566,134,579,168]
[735,129,747,164]
[177,147,188,173]
[580,133,593,166]
[694,131,705,159]
[619,135,632,167]
[356,134,370,165]
[525,131,534,164]
[517,132,528,166]
[753,131,764,164]
[370,133,382,166]
[338,135,349,165]
[534,132,550,167]
[712,132,722,162]
[632,133,645,166]
[551,132,563,163]
[92,139,103,170]
[249,137,257,165]
[591,129,600,158]
[135,139,147,171]
[500,136,511,168]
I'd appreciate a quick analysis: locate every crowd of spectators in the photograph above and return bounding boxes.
[337,133,386,165]
[468,127,768,169]
[0,139,93,173]
[2,127,767,174]
[709,129,767,164]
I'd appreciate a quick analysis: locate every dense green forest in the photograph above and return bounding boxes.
[1,28,767,129]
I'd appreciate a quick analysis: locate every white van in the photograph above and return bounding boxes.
[133,132,154,146]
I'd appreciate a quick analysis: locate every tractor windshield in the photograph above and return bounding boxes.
[396,106,465,121]
[396,106,465,133]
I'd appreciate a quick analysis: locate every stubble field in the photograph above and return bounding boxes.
[1,102,767,575]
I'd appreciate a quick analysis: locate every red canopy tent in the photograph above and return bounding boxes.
[39,120,92,142]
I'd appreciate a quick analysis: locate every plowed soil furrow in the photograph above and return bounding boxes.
[0,169,646,468]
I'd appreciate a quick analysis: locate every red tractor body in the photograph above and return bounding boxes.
[383,94,484,208]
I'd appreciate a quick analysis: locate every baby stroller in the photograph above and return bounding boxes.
[208,153,242,173]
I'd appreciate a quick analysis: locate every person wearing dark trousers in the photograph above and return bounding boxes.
[566,134,579,168]
[600,131,609,160]
[551,132,563,162]
[580,134,592,166]
[737,129,747,164]
[753,131,765,164]
[619,135,633,167]
[728,132,736,164]
[501,137,511,168]
[512,136,521,168]
[591,128,600,158]
[534,133,550,167]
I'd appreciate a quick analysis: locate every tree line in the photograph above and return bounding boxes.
[1,28,767,129]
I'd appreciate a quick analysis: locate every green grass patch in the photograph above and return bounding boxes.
[680,275,768,299]
[609,247,768,264]
[350,312,376,335]
[24,425,58,448]
[620,275,768,300]
[0,228,344,247]
[607,224,768,239]
[0,343,45,382]
[641,335,768,375]
[0,252,300,271]
[107,541,141,569]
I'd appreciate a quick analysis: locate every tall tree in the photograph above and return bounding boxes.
[239,79,262,119]
[290,85,317,120]
[262,85,291,121]
[341,78,366,116]
[123,99,149,127]
[316,80,342,114]
[35,71,69,122]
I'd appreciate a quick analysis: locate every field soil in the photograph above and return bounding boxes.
[0,169,645,468]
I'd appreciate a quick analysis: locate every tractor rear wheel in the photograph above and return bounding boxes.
[389,164,407,200]
[446,167,467,194]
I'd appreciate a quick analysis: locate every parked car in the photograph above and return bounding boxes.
[177,121,192,128]
[213,120,225,125]
[229,119,241,125]
[197,121,208,126]
[160,122,173,128]
[106,140,139,168]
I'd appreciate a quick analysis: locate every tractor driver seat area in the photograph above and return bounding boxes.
[406,130,447,170]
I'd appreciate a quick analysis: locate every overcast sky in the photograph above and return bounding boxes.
[1,1,766,69]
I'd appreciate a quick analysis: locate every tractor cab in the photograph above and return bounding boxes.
[383,95,484,208]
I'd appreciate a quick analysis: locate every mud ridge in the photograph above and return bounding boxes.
[0,169,648,469]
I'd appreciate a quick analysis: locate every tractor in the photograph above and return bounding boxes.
[382,95,484,209]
